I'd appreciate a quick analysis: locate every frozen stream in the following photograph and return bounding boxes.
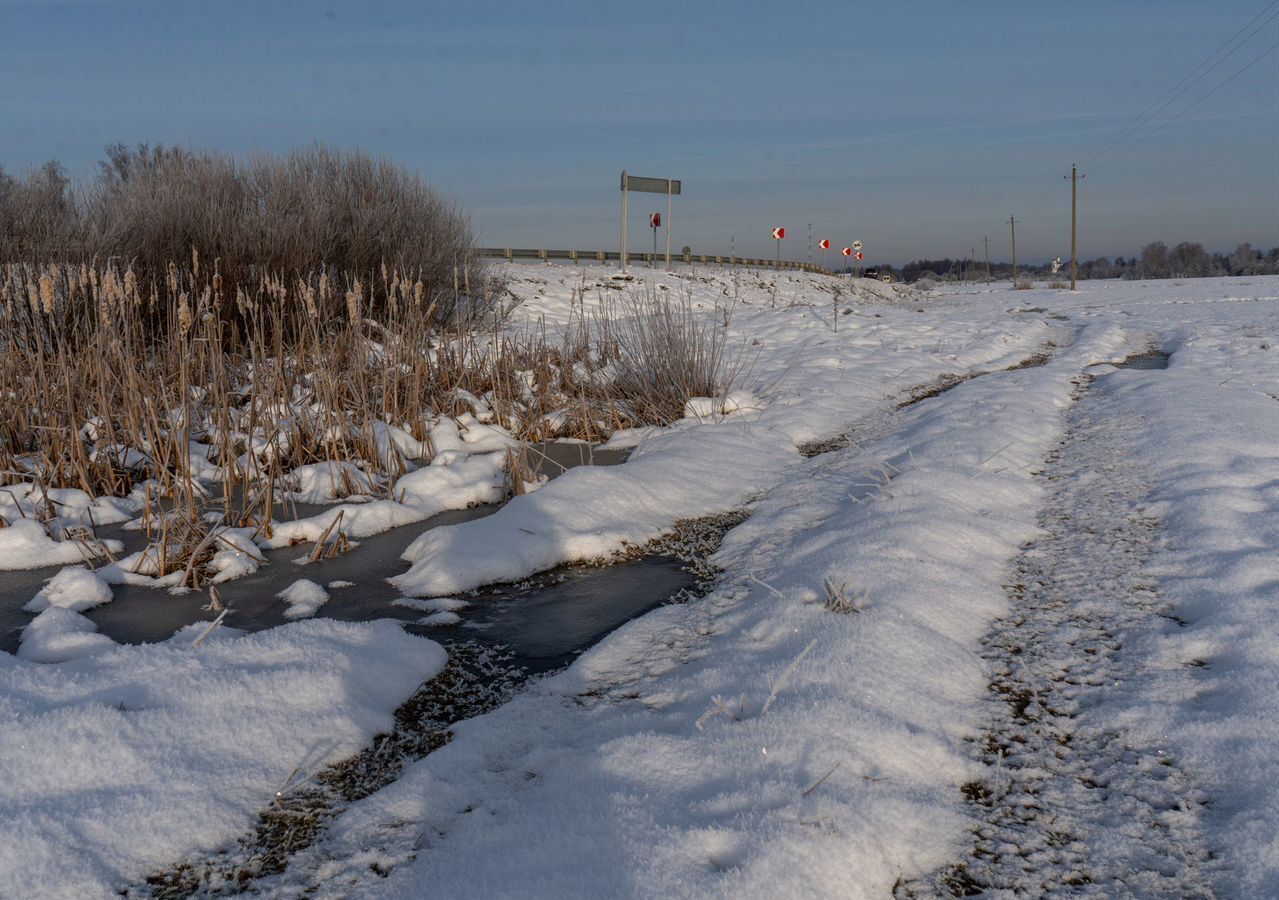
[0,442,693,672]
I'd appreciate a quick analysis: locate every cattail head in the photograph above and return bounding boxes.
[178,292,193,334]
[191,246,200,277]
[346,287,362,326]
[27,281,41,318]
[414,280,424,306]
[319,270,331,304]
[38,274,56,315]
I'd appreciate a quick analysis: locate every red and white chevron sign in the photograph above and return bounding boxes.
[855,251,864,261]
[841,247,852,257]
[818,239,830,250]
[771,227,785,240]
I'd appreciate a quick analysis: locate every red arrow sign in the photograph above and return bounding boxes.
[771,227,786,240]
[855,251,864,261]
[841,247,852,256]
[649,212,661,228]
[818,239,830,250]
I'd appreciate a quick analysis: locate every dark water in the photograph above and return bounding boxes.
[0,441,683,666]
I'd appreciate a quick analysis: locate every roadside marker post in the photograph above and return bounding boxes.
[650,212,661,267]
[771,226,785,267]
[818,238,830,271]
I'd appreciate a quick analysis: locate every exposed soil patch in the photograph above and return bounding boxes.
[799,344,1057,458]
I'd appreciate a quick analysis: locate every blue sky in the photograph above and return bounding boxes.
[2,0,1276,263]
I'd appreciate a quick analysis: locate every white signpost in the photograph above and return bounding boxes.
[620,171,681,273]
[771,226,786,267]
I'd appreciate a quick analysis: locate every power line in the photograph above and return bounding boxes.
[1007,1,1278,230]
[1092,38,1279,171]
[1077,0,1279,169]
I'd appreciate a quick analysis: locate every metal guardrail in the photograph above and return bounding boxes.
[475,247,830,274]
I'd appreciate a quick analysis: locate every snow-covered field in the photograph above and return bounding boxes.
[3,266,1278,897]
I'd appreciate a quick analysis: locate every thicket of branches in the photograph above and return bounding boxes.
[0,144,481,317]
[896,241,1279,283]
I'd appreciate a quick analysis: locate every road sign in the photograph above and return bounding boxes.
[621,174,682,194]
[852,240,863,250]
[818,239,830,250]
[620,171,681,273]
[649,212,661,228]
[855,251,864,261]
[771,227,786,240]
[841,247,852,256]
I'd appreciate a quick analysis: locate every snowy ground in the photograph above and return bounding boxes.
[3,267,1278,897]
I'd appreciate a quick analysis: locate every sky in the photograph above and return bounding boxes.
[1,0,1276,264]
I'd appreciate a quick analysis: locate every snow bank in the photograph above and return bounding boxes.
[0,519,122,571]
[279,578,330,619]
[17,607,117,663]
[1093,338,1279,894]
[267,451,507,548]
[277,323,1132,897]
[0,619,445,898]
[24,565,113,613]
[394,279,1055,597]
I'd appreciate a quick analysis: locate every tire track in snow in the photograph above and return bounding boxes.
[900,367,1216,898]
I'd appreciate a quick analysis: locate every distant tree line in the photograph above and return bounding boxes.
[889,241,1279,283]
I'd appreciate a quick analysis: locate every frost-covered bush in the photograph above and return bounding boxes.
[916,278,936,292]
[1,144,481,315]
[603,284,740,424]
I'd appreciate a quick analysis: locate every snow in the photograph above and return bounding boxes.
[265,450,507,548]
[279,578,330,619]
[24,565,113,613]
[8,268,1279,897]
[282,460,381,504]
[17,607,117,663]
[0,519,123,571]
[0,619,445,898]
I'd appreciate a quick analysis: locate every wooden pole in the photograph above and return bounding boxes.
[1070,164,1078,290]
[1010,215,1018,284]
[984,235,991,283]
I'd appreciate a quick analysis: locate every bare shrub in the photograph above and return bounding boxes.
[1,144,484,322]
[915,278,936,291]
[602,283,739,424]
[1047,280,1069,290]
[1013,280,1035,290]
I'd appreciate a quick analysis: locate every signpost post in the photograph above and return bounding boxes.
[771,226,785,267]
[818,238,829,272]
[841,246,852,277]
[649,212,661,267]
[853,241,863,278]
[619,172,681,274]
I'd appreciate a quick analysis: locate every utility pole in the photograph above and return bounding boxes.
[1065,164,1084,290]
[1010,215,1018,284]
[983,235,991,283]
[620,170,629,275]
[807,223,812,265]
